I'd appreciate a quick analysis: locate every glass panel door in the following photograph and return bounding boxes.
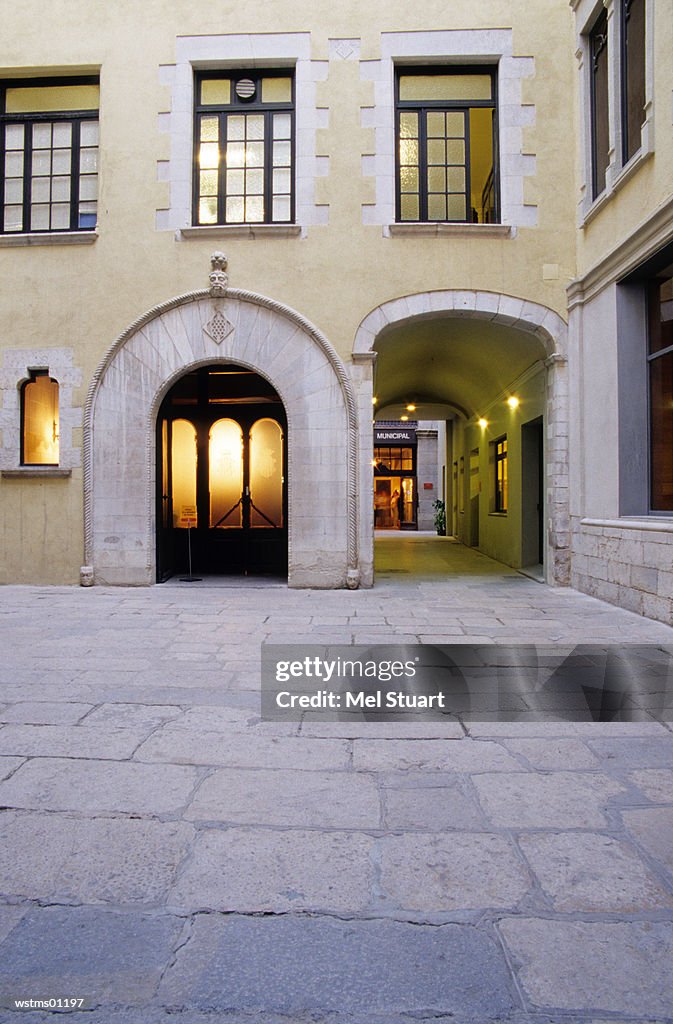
[250,418,284,527]
[171,419,197,527]
[401,476,417,527]
[209,418,244,527]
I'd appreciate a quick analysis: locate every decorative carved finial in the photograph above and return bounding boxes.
[209,252,228,296]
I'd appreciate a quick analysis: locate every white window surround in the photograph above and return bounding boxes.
[0,348,82,471]
[0,231,97,248]
[572,0,655,227]
[359,29,537,234]
[157,33,329,238]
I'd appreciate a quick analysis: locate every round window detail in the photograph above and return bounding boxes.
[235,78,256,101]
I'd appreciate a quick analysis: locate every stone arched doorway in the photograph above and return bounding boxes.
[353,290,569,585]
[83,259,361,588]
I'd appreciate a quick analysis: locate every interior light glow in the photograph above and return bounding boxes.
[400,415,409,422]
[478,417,488,429]
[406,403,416,412]
[507,396,520,409]
[372,396,378,405]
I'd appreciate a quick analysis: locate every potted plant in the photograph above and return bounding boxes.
[432,498,446,536]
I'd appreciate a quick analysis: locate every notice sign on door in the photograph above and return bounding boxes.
[179,505,197,528]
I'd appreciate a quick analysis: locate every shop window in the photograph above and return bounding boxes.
[395,67,498,224]
[621,0,646,163]
[373,446,413,472]
[193,70,294,226]
[589,10,609,199]
[21,371,59,465]
[1,77,99,233]
[649,273,673,511]
[494,436,508,513]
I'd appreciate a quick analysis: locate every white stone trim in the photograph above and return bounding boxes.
[359,29,537,231]
[0,349,82,471]
[157,33,329,236]
[574,0,656,225]
[84,288,361,588]
[0,231,97,248]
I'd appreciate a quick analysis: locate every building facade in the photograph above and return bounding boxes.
[0,1,671,622]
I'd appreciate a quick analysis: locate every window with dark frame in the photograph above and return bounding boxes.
[395,67,498,224]
[621,0,646,164]
[21,371,59,465]
[648,272,673,512]
[194,70,294,226]
[494,436,508,513]
[590,10,609,199]
[0,77,99,234]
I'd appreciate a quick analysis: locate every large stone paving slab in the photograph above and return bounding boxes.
[159,914,516,1016]
[0,907,184,1010]
[184,767,380,828]
[352,737,522,772]
[169,828,375,913]
[628,768,673,802]
[621,806,673,874]
[380,832,530,911]
[0,724,151,760]
[0,758,199,815]
[135,727,350,769]
[473,771,625,828]
[499,918,673,1017]
[0,811,195,903]
[381,775,487,829]
[518,832,673,911]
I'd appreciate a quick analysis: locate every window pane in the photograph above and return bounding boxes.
[400,194,419,220]
[79,148,97,173]
[400,138,419,165]
[246,115,264,141]
[273,113,292,140]
[446,112,464,135]
[172,419,198,528]
[5,124,24,149]
[272,167,291,193]
[426,111,445,137]
[52,149,71,174]
[78,202,97,227]
[246,168,264,194]
[6,84,99,113]
[400,166,419,192]
[199,196,218,224]
[261,77,292,103]
[469,107,494,223]
[23,375,59,464]
[199,169,218,195]
[225,143,245,169]
[201,79,231,105]
[623,0,646,162]
[225,196,244,222]
[427,139,445,165]
[272,196,291,221]
[245,142,264,167]
[32,151,51,175]
[447,166,466,191]
[448,195,467,220]
[32,123,52,148]
[209,419,243,528]
[52,122,72,147]
[650,353,673,510]
[51,203,70,229]
[80,121,99,146]
[51,175,70,202]
[399,74,492,102]
[250,418,283,527]
[30,204,50,229]
[428,166,446,192]
[5,151,24,176]
[3,205,23,231]
[199,142,220,169]
[226,169,244,194]
[200,116,219,142]
[4,179,22,203]
[399,112,418,138]
[591,10,609,197]
[649,276,673,355]
[428,194,447,220]
[273,140,291,166]
[227,116,245,141]
[245,195,264,221]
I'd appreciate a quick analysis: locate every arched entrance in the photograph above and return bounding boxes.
[157,363,287,580]
[83,260,362,588]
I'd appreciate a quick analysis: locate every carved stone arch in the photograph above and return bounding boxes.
[353,289,570,586]
[83,288,360,588]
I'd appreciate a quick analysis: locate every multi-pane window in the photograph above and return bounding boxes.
[621,0,646,164]
[373,446,414,471]
[1,78,99,233]
[396,68,497,224]
[649,272,673,511]
[590,11,609,199]
[194,71,294,226]
[21,371,59,465]
[494,437,508,513]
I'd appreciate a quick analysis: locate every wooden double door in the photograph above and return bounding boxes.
[157,365,287,580]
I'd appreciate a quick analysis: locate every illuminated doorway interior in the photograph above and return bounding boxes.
[157,364,287,580]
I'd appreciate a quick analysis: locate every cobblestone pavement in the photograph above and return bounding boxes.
[1,537,673,1023]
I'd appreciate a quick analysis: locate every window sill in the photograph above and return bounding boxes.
[388,223,513,238]
[2,468,72,478]
[580,516,673,534]
[488,511,508,517]
[580,148,654,229]
[0,231,97,248]
[178,224,302,241]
